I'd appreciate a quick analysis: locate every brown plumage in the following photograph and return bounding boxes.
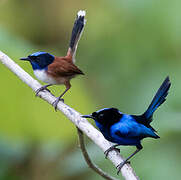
[25,10,86,111]
[47,56,84,79]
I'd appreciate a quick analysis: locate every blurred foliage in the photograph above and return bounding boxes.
[0,0,181,179]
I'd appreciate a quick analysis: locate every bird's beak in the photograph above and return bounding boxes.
[81,115,95,120]
[20,57,30,61]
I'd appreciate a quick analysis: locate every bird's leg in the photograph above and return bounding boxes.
[104,144,120,159]
[117,144,143,175]
[52,81,71,111]
[35,84,52,96]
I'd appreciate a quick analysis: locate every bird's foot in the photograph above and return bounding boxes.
[104,146,120,159]
[52,97,64,111]
[116,161,130,175]
[35,86,51,96]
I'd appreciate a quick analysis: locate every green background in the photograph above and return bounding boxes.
[0,0,181,179]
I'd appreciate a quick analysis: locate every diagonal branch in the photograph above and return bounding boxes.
[77,127,118,180]
[0,51,139,180]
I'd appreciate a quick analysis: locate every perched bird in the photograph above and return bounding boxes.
[20,10,86,110]
[82,76,171,174]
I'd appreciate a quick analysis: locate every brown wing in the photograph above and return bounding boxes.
[47,57,84,77]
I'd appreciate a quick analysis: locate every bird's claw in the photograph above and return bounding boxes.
[104,147,120,159]
[35,87,51,97]
[52,97,64,111]
[116,161,130,175]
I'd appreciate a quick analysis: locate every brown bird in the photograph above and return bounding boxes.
[20,10,86,110]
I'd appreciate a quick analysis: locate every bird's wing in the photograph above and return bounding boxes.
[112,122,141,138]
[111,120,159,139]
[47,58,84,77]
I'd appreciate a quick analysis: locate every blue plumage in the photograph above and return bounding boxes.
[20,51,55,70]
[143,76,170,120]
[29,52,54,70]
[111,114,159,145]
[82,76,171,174]
[31,51,48,56]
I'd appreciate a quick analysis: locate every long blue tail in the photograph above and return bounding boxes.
[143,76,171,121]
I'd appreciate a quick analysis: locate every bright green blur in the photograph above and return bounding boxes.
[0,0,181,179]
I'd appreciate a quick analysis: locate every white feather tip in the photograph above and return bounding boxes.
[77,10,86,17]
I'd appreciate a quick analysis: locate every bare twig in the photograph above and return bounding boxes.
[77,128,118,180]
[0,51,139,180]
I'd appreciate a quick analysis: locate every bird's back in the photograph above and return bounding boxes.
[47,57,84,84]
[109,114,159,146]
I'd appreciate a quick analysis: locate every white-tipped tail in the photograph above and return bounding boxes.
[77,10,86,17]
[67,10,86,63]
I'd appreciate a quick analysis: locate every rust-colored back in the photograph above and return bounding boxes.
[47,56,84,78]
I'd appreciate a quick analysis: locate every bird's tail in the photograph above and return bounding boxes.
[143,76,171,121]
[67,10,86,63]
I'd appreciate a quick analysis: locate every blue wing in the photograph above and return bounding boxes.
[110,115,159,145]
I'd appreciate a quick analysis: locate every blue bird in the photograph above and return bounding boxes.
[82,76,171,174]
[20,10,86,110]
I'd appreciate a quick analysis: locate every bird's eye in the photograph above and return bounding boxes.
[99,113,104,119]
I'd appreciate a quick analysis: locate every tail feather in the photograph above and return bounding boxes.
[143,76,171,121]
[67,10,86,62]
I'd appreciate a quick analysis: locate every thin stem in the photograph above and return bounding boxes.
[77,128,118,180]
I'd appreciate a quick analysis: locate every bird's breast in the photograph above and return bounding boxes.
[34,69,57,84]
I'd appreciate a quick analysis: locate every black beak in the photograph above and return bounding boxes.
[20,57,30,61]
[81,115,95,120]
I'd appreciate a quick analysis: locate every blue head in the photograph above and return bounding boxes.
[20,52,54,70]
[82,108,122,127]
